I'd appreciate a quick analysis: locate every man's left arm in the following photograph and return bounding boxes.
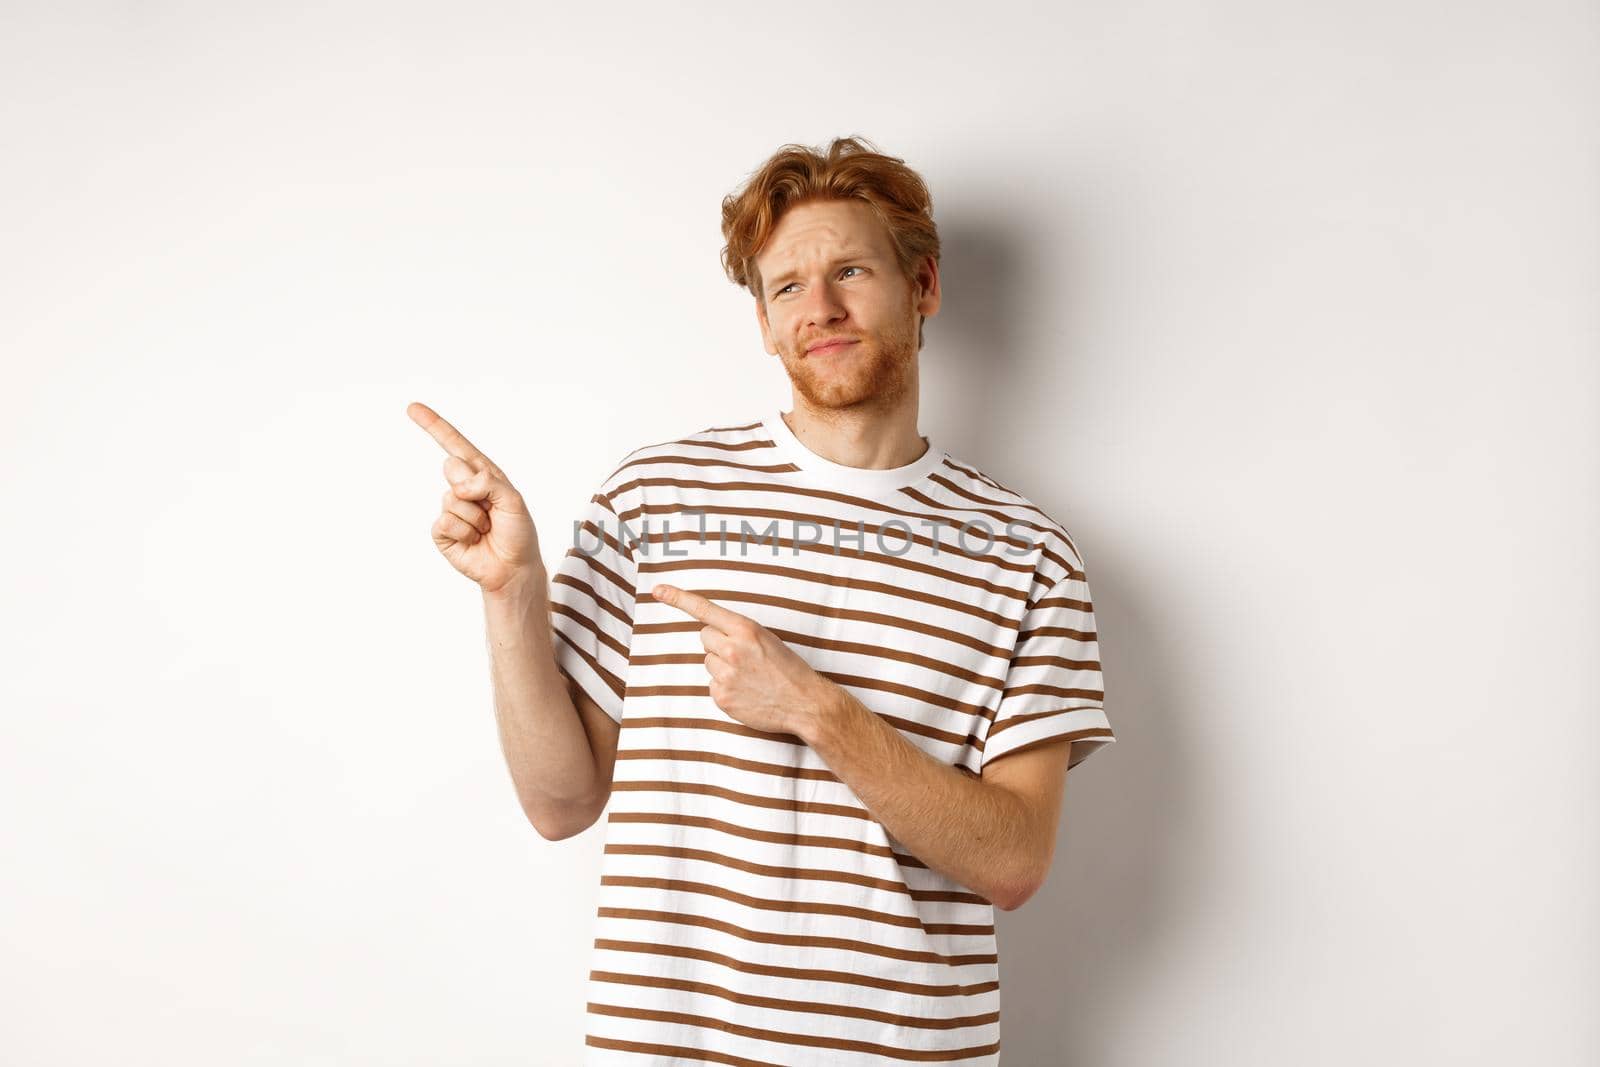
[798,680,1072,912]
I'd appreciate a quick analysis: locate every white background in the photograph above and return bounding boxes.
[3,2,1595,1064]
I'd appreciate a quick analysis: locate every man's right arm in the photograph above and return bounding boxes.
[482,570,621,840]
[404,401,624,842]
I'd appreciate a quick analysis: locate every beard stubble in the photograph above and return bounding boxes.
[777,298,921,414]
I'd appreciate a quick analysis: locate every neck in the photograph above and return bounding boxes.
[781,394,927,471]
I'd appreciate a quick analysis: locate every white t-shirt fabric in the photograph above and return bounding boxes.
[548,410,1115,1065]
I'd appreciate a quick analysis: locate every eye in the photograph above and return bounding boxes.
[775,266,864,297]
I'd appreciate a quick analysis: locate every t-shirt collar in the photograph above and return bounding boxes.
[763,408,947,496]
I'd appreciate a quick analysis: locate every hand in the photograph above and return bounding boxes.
[651,583,837,738]
[407,401,541,596]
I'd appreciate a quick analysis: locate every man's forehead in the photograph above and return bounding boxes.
[760,201,890,265]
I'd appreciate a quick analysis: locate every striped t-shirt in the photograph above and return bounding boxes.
[548,410,1115,1066]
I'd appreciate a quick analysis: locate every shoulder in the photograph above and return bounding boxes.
[595,414,772,501]
[931,451,1089,591]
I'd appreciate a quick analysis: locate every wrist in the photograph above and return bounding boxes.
[796,678,851,748]
[483,568,548,611]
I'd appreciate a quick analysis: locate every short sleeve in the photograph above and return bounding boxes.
[980,565,1115,773]
[547,473,640,724]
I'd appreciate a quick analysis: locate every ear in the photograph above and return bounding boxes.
[912,254,941,319]
[756,295,778,355]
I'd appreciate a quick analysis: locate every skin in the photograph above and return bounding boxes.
[407,198,1078,907]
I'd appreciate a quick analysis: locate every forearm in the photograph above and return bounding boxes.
[797,683,1040,910]
[481,571,600,824]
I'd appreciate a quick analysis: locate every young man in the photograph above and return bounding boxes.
[409,136,1115,1065]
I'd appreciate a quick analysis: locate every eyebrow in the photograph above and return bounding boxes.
[764,251,878,295]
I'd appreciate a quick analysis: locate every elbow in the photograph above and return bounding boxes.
[532,818,578,842]
[993,881,1039,912]
[530,813,590,842]
[524,798,600,842]
[992,861,1046,912]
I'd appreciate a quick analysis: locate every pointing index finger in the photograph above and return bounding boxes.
[407,401,492,468]
[652,584,746,632]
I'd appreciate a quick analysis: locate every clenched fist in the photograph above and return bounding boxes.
[407,401,541,596]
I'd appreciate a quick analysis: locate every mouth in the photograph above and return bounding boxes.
[805,339,860,357]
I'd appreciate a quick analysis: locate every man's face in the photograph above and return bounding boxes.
[755,198,939,412]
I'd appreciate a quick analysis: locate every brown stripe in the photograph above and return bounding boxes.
[700,420,766,434]
[939,455,1006,495]
[598,875,994,933]
[902,482,1077,579]
[1016,623,1096,643]
[604,841,945,898]
[990,729,1115,767]
[628,500,1028,571]
[591,940,998,997]
[1009,653,1100,671]
[600,426,773,484]
[824,671,997,718]
[615,451,799,477]
[1033,590,1094,613]
[593,904,996,968]
[606,809,893,859]
[549,597,630,656]
[910,476,1059,537]
[606,771,998,883]
[553,660,617,718]
[550,628,625,701]
[583,497,638,565]
[632,627,1006,692]
[589,969,998,1028]
[606,439,1080,583]
[586,1000,1001,1061]
[604,810,942,876]
[610,777,865,821]
[586,1034,784,1067]
[604,809,934,876]
[615,477,1039,557]
[640,553,1029,617]
[923,471,1058,527]
[997,681,1105,701]
[637,528,1035,599]
[617,692,984,750]
[551,553,635,625]
[605,839,1003,910]
[975,711,1110,752]
[617,745,834,782]
[937,456,1050,530]
[637,587,1016,659]
[988,711,1109,741]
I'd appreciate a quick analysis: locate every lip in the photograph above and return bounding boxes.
[805,338,860,355]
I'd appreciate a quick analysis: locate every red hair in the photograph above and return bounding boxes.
[720,135,940,346]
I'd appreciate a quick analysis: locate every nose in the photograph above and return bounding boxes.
[801,280,848,328]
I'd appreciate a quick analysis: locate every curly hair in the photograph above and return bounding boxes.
[720,135,940,347]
